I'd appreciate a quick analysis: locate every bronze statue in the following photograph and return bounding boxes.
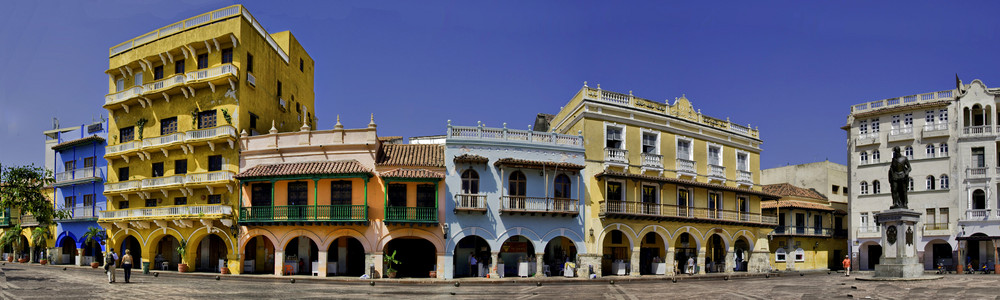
[888,146,911,209]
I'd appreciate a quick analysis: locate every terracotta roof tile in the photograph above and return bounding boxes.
[762,183,827,201]
[761,200,835,211]
[595,170,780,199]
[51,135,106,151]
[453,154,489,164]
[376,144,444,167]
[380,168,444,179]
[494,158,585,170]
[235,160,372,179]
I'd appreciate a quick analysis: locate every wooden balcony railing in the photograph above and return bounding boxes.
[772,226,834,237]
[385,206,437,223]
[239,205,367,223]
[454,194,487,212]
[600,201,775,225]
[499,196,578,216]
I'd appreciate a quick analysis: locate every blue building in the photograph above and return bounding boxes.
[47,120,108,265]
[442,122,586,279]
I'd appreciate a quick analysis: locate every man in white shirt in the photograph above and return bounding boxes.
[686,256,695,275]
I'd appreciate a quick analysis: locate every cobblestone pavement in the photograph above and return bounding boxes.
[3,263,1000,299]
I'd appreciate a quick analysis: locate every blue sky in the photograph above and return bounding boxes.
[3,1,1000,170]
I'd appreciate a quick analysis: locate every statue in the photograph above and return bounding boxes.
[888,146,911,209]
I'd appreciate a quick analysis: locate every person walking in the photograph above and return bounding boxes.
[842,255,851,276]
[686,256,695,275]
[121,249,134,283]
[105,249,118,283]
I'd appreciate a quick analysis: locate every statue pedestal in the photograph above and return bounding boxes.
[873,209,923,278]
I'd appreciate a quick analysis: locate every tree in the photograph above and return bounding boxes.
[0,224,24,257]
[82,226,106,263]
[0,163,67,225]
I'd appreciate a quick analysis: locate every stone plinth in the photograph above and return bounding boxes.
[873,209,923,278]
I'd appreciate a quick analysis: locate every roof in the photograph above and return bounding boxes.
[594,170,780,199]
[378,136,402,142]
[51,135,106,151]
[235,160,372,179]
[493,158,585,171]
[380,168,445,179]
[376,144,444,167]
[761,200,835,212]
[453,154,489,164]
[851,99,951,119]
[762,183,827,201]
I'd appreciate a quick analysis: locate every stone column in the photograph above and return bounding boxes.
[665,247,676,275]
[368,253,382,278]
[535,252,544,277]
[724,248,735,273]
[873,209,923,278]
[273,250,285,276]
[957,241,965,274]
[697,248,706,274]
[77,248,85,266]
[489,252,499,278]
[317,251,328,277]
[630,248,641,276]
[579,253,601,278]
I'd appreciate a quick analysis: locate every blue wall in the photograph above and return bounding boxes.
[51,122,108,258]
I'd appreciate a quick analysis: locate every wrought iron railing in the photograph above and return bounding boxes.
[385,206,437,222]
[239,205,367,222]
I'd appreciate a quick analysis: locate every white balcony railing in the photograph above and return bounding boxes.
[105,180,141,193]
[55,167,104,183]
[737,170,752,184]
[455,194,487,210]
[641,153,662,169]
[247,72,257,86]
[141,175,186,189]
[676,158,696,175]
[142,132,185,148]
[61,204,106,220]
[962,125,993,136]
[856,132,879,145]
[709,164,726,179]
[963,209,997,221]
[851,90,954,114]
[100,204,232,220]
[446,125,584,147]
[104,86,144,106]
[143,74,187,93]
[185,125,236,141]
[186,64,238,82]
[967,167,988,178]
[186,171,235,185]
[106,140,141,155]
[605,148,628,164]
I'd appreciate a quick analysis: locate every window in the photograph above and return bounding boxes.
[860,151,868,164]
[708,192,721,217]
[860,181,868,195]
[151,162,163,177]
[903,113,913,130]
[611,231,623,244]
[939,208,949,224]
[871,118,880,133]
[926,144,936,157]
[299,58,304,71]
[794,248,805,262]
[250,183,271,207]
[904,146,913,159]
[64,196,76,208]
[775,248,787,262]
[859,120,868,135]
[208,155,223,172]
[287,182,308,206]
[64,160,76,171]
[842,187,848,194]
[416,184,435,207]
[331,181,352,205]
[737,152,749,171]
[940,143,948,155]
[277,81,283,98]
[461,169,479,194]
[973,147,985,168]
[872,180,881,194]
[120,126,134,143]
[708,145,722,166]
[207,194,222,204]
[118,167,129,182]
[925,110,934,124]
[197,53,208,69]
[221,48,233,64]
[508,171,526,196]
[738,196,749,213]
[860,212,869,229]
[554,174,571,199]
[677,138,692,160]
[872,150,880,163]
[832,185,840,194]
[158,117,177,135]
[174,197,187,206]
[83,194,94,206]
[145,198,157,207]
[606,126,623,149]
[940,175,949,189]
[973,189,987,210]
[116,77,124,92]
[249,112,258,132]
[388,184,407,207]
[926,176,936,190]
[175,59,185,74]
[174,159,187,175]
[907,177,914,191]
[939,109,948,123]
[677,188,691,217]
[154,65,163,80]
[891,115,900,132]
[198,110,217,129]
[641,132,657,154]
[119,200,129,209]
[246,53,254,72]
[606,181,623,202]
[134,73,143,87]
[641,185,657,205]
[84,157,95,168]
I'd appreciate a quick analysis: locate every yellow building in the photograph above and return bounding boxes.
[546,84,778,276]
[762,183,848,271]
[99,5,314,274]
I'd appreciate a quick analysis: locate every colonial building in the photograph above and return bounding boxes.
[48,120,109,266]
[99,5,314,274]
[442,122,586,279]
[761,183,848,271]
[546,84,779,276]
[845,79,1000,273]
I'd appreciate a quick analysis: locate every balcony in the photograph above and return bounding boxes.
[447,124,584,147]
[961,209,1000,222]
[105,180,141,193]
[641,153,662,170]
[855,133,880,146]
[966,167,988,179]
[708,164,726,182]
[499,196,578,216]
[921,123,949,139]
[19,214,38,227]
[143,74,187,95]
[922,223,950,236]
[186,63,238,84]
[856,226,880,238]
[59,204,106,221]
[54,167,105,185]
[247,72,257,87]
[771,226,833,237]
[104,86,144,107]
[888,127,914,142]
[454,194,487,213]
[605,148,627,165]
[142,175,186,190]
[105,140,141,157]
[142,132,185,149]
[385,206,437,224]
[100,204,232,220]
[599,201,776,226]
[961,125,994,138]
[239,205,367,224]
[0,215,10,227]
[737,170,753,186]
[185,125,237,144]
[676,158,696,177]
[186,171,235,185]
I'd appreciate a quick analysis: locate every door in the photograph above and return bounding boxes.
[795,213,805,234]
[867,245,882,270]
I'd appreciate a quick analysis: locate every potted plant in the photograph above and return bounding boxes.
[383,250,400,278]
[82,226,106,269]
[31,227,51,265]
[0,227,19,263]
[176,239,189,272]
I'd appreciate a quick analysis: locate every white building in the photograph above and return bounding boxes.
[845,79,1000,273]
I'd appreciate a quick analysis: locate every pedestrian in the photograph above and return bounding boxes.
[121,249,134,283]
[842,255,851,276]
[686,256,695,275]
[469,252,478,277]
[105,249,118,283]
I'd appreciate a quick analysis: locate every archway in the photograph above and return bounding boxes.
[242,236,275,275]
[499,235,536,277]
[973,190,987,210]
[153,235,180,271]
[733,237,750,272]
[924,240,953,271]
[865,243,882,270]
[119,235,142,266]
[453,235,491,278]
[543,236,577,277]
[327,237,365,276]
[58,236,76,265]
[195,234,228,272]
[965,233,994,271]
[283,236,318,276]
[16,235,29,260]
[674,232,697,274]
[82,238,103,266]
[638,232,665,275]
[384,237,436,278]
[602,230,629,276]
[705,234,726,273]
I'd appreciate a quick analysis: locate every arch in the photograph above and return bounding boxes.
[598,223,638,250]
[859,240,882,270]
[55,231,79,248]
[973,189,987,210]
[241,234,276,275]
[110,228,146,248]
[276,228,323,251]
[461,169,480,194]
[539,228,586,254]
[926,175,936,190]
[872,180,881,194]
[508,170,527,196]
[704,228,733,249]
[382,236,438,278]
[635,225,672,249]
[670,226,705,249]
[377,228,445,254]
[326,236,366,276]
[320,228,374,253]
[775,248,787,262]
[453,235,491,278]
[496,227,542,252]
[238,227,280,253]
[705,233,727,273]
[543,236,578,276]
[732,236,751,272]
[732,229,756,251]
[145,227,185,257]
[923,238,953,270]
[187,227,237,257]
[282,235,319,275]
[119,235,143,266]
[860,181,869,194]
[448,226,498,254]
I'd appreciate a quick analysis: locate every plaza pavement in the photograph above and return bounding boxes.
[2,262,999,299]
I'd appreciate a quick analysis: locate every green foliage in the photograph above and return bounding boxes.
[31,226,50,248]
[191,109,200,127]
[221,108,232,125]
[82,226,105,259]
[0,225,23,254]
[176,238,188,263]
[383,250,401,275]
[136,118,148,140]
[0,163,62,225]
